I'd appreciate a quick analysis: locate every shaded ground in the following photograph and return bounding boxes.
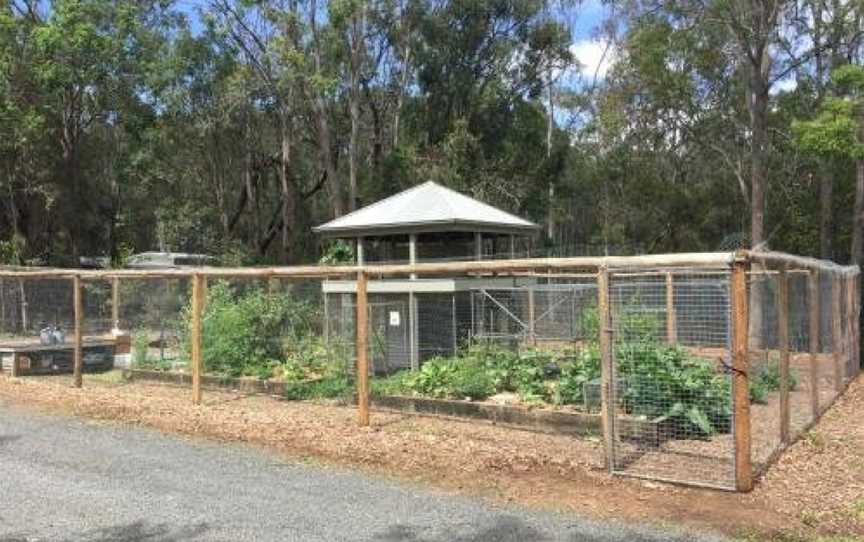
[0,373,861,539]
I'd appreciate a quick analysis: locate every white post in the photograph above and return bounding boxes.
[409,233,419,370]
[509,234,517,259]
[356,237,365,266]
[409,234,417,279]
[474,232,483,261]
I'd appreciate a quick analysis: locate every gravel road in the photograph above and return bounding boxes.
[0,402,725,542]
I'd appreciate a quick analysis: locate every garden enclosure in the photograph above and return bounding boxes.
[0,250,858,492]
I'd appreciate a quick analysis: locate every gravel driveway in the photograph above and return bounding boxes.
[0,403,724,542]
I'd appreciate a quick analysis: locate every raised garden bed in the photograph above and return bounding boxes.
[1,339,116,376]
[122,368,296,396]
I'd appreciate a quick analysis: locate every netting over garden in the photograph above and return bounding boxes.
[0,250,858,492]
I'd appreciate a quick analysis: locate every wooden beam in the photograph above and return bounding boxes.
[0,252,744,281]
[72,275,83,388]
[731,258,752,492]
[356,271,370,426]
[665,272,677,343]
[190,273,204,405]
[777,268,790,444]
[597,268,614,471]
[808,270,820,418]
[832,275,844,392]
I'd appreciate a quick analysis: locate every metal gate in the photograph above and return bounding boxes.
[607,272,737,490]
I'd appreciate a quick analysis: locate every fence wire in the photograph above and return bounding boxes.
[0,253,858,493]
[608,271,736,490]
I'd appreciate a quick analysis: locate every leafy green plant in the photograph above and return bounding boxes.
[615,342,732,435]
[132,331,150,367]
[319,240,354,265]
[749,357,799,404]
[179,281,318,378]
[552,345,601,406]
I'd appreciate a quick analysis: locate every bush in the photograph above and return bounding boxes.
[180,281,318,378]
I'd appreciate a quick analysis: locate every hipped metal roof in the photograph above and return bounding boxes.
[313,181,540,237]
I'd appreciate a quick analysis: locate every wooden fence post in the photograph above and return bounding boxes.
[731,256,752,492]
[597,268,614,471]
[72,275,83,388]
[808,270,820,417]
[666,272,677,343]
[527,286,536,345]
[831,275,843,392]
[190,273,204,405]
[843,276,857,378]
[356,271,370,427]
[777,268,790,444]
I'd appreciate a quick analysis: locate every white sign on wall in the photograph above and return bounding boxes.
[389,311,401,326]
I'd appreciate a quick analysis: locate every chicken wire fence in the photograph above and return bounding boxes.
[0,252,859,493]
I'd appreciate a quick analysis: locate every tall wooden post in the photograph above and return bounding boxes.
[356,271,370,426]
[808,270,820,417]
[846,274,857,380]
[665,272,676,343]
[731,257,752,492]
[777,268,790,444]
[597,268,614,470]
[111,277,120,331]
[831,275,843,392]
[72,275,83,388]
[527,287,536,345]
[190,273,204,405]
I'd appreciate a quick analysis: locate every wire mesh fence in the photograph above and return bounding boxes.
[607,271,736,490]
[0,251,858,493]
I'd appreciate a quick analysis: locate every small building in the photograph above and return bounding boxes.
[314,181,541,374]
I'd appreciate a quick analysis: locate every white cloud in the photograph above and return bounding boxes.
[570,40,616,79]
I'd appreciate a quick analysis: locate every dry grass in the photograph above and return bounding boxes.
[1,372,862,539]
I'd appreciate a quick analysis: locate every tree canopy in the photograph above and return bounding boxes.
[0,0,862,266]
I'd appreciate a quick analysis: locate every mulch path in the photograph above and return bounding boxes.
[1,373,862,539]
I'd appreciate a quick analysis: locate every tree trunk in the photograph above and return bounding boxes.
[310,0,342,218]
[393,43,411,149]
[746,41,772,349]
[546,69,555,242]
[852,159,864,267]
[279,110,296,263]
[348,3,366,212]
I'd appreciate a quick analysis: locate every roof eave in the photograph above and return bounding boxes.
[313,220,540,238]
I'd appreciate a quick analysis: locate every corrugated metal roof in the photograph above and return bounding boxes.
[313,182,539,236]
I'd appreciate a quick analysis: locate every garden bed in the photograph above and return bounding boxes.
[122,368,306,397]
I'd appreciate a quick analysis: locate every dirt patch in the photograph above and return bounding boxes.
[0,373,861,539]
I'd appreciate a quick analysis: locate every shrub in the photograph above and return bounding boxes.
[179,281,318,378]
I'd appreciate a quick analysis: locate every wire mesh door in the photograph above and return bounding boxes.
[607,271,737,490]
[368,301,409,375]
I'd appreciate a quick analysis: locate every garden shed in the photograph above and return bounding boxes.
[314,181,543,373]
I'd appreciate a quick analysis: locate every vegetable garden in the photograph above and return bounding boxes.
[0,250,858,492]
